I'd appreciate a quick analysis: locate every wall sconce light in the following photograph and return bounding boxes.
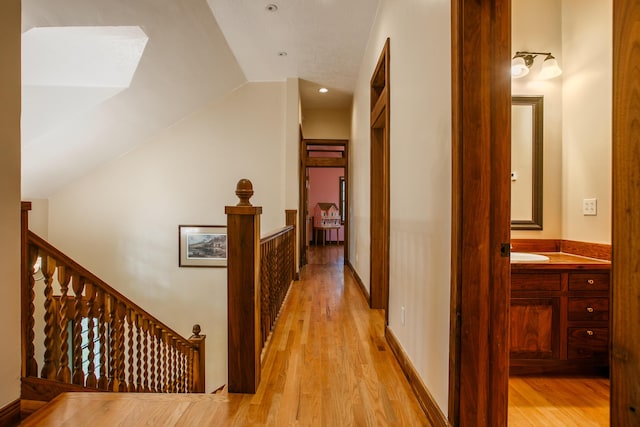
[511,51,562,79]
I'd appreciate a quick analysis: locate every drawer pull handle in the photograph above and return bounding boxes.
[586,330,595,336]
[586,307,594,313]
[587,279,595,285]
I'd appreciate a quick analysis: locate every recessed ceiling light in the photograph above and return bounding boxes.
[278,51,287,57]
[266,4,278,12]
[319,87,329,93]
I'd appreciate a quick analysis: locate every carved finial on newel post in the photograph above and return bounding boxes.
[235,179,254,206]
[191,324,201,338]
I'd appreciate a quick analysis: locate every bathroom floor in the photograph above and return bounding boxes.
[508,376,609,426]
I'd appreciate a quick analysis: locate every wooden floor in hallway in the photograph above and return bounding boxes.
[23,244,430,426]
[23,245,611,426]
[240,244,430,425]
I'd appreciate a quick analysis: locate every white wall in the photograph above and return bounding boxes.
[511,0,612,244]
[561,0,612,244]
[301,108,351,139]
[47,82,290,391]
[0,0,21,408]
[511,0,563,239]
[28,199,49,239]
[350,0,451,414]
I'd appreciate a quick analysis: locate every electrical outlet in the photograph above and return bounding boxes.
[401,306,405,326]
[583,198,597,216]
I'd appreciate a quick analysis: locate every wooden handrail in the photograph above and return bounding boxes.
[21,216,205,395]
[261,225,294,243]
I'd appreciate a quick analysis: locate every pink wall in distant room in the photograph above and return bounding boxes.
[308,167,344,243]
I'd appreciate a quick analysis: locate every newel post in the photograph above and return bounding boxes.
[285,209,298,280]
[225,179,262,393]
[21,201,37,377]
[188,324,206,393]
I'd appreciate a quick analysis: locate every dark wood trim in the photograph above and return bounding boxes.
[305,157,346,168]
[385,327,449,427]
[0,398,20,427]
[345,260,369,301]
[21,376,99,402]
[299,126,307,267]
[307,150,344,155]
[510,239,561,253]
[303,139,349,146]
[450,0,511,425]
[343,141,350,264]
[448,0,462,421]
[510,95,544,230]
[561,240,611,262]
[369,38,390,323]
[509,239,611,262]
[612,0,640,424]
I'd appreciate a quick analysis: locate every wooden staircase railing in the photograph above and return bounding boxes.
[20,202,205,402]
[226,180,297,393]
[259,219,295,349]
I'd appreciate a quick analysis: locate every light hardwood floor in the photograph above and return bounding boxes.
[23,245,611,426]
[509,376,610,426]
[23,245,429,426]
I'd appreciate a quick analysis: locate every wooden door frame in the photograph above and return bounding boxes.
[299,139,349,266]
[369,39,391,321]
[611,2,640,425]
[449,0,511,425]
[451,1,637,426]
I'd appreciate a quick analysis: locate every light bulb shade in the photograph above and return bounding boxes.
[511,56,530,78]
[538,56,562,79]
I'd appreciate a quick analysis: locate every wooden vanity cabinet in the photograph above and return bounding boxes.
[510,267,610,375]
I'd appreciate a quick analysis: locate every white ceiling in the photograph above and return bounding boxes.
[207,0,379,107]
[21,0,379,198]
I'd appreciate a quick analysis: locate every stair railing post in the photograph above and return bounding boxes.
[285,209,298,280]
[225,179,262,393]
[188,324,206,393]
[21,201,38,377]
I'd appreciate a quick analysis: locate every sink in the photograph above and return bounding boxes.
[510,252,550,262]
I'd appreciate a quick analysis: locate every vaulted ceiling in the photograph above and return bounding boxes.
[21,0,379,198]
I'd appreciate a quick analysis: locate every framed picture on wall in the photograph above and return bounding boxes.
[179,225,227,267]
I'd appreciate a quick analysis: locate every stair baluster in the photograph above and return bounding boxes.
[85,283,98,388]
[97,288,109,391]
[71,275,86,386]
[56,266,71,383]
[41,256,57,380]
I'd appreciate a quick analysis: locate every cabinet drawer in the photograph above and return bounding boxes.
[567,327,608,359]
[568,297,609,321]
[511,273,561,291]
[569,273,609,291]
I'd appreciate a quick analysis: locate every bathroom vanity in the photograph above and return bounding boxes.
[510,253,610,375]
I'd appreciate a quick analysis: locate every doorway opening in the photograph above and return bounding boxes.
[299,139,349,269]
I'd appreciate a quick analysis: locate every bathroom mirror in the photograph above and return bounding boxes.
[511,95,543,230]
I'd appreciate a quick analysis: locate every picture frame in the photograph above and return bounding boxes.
[179,225,227,267]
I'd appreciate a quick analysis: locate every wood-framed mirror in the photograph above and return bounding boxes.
[511,95,543,230]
